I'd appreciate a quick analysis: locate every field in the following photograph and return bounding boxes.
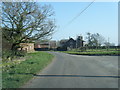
[2,51,54,88]
[59,48,120,56]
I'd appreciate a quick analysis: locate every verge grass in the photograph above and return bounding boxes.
[60,50,120,56]
[2,51,54,88]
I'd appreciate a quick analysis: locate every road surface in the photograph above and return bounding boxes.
[23,52,119,88]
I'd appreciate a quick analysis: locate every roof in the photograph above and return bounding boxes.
[67,38,76,42]
[60,39,68,43]
[35,42,49,45]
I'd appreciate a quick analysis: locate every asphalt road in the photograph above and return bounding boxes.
[23,52,119,88]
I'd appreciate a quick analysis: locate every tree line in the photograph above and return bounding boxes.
[85,32,115,48]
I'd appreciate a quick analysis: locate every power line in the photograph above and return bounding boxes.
[63,0,95,29]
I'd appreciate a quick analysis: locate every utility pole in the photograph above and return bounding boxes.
[107,37,110,51]
[76,35,78,51]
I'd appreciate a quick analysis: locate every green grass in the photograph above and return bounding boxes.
[59,50,120,56]
[2,51,54,88]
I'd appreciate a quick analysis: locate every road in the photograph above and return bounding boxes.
[23,52,119,88]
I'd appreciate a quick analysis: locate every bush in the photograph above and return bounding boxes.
[2,50,13,61]
[2,50,27,62]
[79,47,86,52]
[56,47,67,51]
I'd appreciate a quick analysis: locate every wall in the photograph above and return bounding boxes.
[19,43,34,52]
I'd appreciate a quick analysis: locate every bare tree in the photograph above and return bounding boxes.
[91,33,105,47]
[2,2,56,51]
[86,32,92,46]
[86,32,105,48]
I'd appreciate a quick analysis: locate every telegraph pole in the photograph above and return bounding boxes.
[107,37,110,51]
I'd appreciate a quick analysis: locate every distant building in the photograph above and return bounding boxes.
[76,36,84,48]
[18,43,35,52]
[34,40,57,51]
[58,36,85,50]
[66,38,76,50]
[49,41,57,49]
[59,39,68,47]
[34,42,49,51]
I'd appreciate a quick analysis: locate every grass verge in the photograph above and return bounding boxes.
[2,51,54,88]
[59,50,120,56]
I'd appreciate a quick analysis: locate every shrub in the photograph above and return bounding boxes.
[79,47,86,52]
[2,50,27,62]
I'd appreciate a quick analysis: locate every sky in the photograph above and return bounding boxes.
[39,2,118,45]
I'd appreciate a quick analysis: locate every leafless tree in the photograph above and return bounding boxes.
[2,2,56,51]
[86,32,105,48]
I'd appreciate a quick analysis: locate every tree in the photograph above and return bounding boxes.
[2,2,56,52]
[91,33,105,47]
[109,43,115,46]
[86,32,105,48]
[86,32,92,47]
[104,41,110,50]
